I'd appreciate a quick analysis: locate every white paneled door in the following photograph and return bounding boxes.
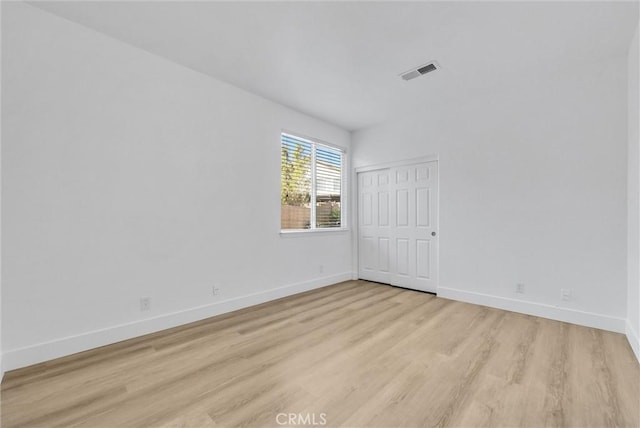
[358,161,438,293]
[358,168,392,285]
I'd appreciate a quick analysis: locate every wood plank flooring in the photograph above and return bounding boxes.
[1,280,638,427]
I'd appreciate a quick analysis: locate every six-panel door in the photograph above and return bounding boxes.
[358,161,438,293]
[358,168,392,284]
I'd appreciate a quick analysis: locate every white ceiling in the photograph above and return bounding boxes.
[30,1,639,131]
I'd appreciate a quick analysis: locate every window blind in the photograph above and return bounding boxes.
[315,144,342,228]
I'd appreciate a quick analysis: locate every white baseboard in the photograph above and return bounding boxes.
[437,287,626,334]
[626,319,640,363]
[3,272,353,372]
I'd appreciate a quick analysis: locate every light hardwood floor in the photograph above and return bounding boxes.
[1,280,638,427]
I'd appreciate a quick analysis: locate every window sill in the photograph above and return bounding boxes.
[280,228,350,238]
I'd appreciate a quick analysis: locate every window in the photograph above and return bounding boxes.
[281,133,345,231]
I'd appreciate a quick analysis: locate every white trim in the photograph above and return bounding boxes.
[438,286,626,333]
[280,228,349,237]
[2,272,353,372]
[341,150,349,229]
[355,154,439,173]
[281,130,347,154]
[310,143,317,227]
[627,319,640,363]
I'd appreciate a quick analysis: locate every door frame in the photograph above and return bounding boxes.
[354,154,440,292]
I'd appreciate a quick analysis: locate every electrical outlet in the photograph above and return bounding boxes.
[561,288,571,301]
[212,286,221,296]
[140,297,151,311]
[319,264,324,274]
[516,283,525,294]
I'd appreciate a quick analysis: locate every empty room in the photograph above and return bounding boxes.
[1,1,639,427]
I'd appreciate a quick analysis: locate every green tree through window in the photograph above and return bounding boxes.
[281,142,311,206]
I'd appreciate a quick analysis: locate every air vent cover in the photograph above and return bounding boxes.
[400,61,439,81]
[417,63,437,75]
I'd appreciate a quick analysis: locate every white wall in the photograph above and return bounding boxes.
[628,22,640,362]
[353,56,629,333]
[1,2,352,370]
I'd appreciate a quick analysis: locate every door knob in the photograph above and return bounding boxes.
[431,231,437,236]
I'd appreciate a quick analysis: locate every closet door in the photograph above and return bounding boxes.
[358,161,438,293]
[390,162,438,292]
[358,169,392,284]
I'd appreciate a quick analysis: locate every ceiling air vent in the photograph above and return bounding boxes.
[400,61,439,81]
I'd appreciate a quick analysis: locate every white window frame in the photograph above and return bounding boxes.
[280,131,348,235]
